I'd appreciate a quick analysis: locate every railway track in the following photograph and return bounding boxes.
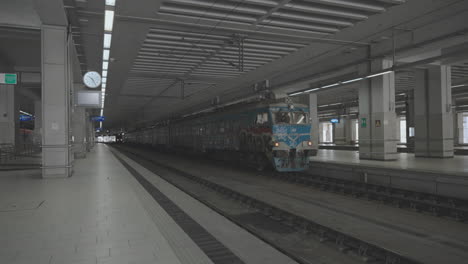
[124,143,468,223]
[272,171,468,222]
[115,145,428,264]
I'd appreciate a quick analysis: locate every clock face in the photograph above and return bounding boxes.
[83,71,102,88]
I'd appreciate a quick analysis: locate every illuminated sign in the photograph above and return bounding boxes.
[91,116,105,122]
[0,73,17,84]
[330,118,339,123]
[19,115,33,121]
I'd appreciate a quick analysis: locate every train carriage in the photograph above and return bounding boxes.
[125,100,318,172]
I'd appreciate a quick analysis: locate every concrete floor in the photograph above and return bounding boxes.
[0,145,212,264]
[311,149,468,175]
[0,144,298,264]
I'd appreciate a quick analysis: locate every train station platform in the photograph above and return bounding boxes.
[319,144,468,155]
[308,150,468,199]
[0,144,296,264]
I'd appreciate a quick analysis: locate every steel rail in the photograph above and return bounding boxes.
[268,171,468,222]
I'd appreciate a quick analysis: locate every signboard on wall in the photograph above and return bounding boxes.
[19,115,33,121]
[76,91,101,108]
[91,116,105,122]
[361,118,367,128]
[0,73,17,84]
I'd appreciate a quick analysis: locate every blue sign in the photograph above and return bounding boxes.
[91,116,105,122]
[330,118,340,124]
[19,115,33,121]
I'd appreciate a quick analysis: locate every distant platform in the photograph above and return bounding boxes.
[308,150,468,199]
[319,144,468,155]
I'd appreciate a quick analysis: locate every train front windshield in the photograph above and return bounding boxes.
[272,111,309,124]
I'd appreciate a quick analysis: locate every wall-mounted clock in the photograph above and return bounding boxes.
[83,71,102,88]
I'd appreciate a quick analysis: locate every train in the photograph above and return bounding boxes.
[124,100,318,172]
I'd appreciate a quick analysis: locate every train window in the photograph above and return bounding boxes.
[256,113,269,124]
[292,112,309,124]
[273,111,291,124]
[220,122,225,133]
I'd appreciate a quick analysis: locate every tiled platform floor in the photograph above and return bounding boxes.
[0,144,297,264]
[311,150,468,175]
[0,145,210,264]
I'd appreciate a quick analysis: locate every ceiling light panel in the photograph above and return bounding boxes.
[104,10,114,31]
[103,33,112,48]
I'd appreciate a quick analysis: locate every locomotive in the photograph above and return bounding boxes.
[124,100,317,172]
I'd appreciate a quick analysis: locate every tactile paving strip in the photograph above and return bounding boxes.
[112,151,245,264]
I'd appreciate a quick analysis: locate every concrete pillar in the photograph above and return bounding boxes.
[396,116,401,143]
[455,112,463,145]
[72,83,87,159]
[85,112,95,151]
[33,100,42,145]
[41,25,73,178]
[405,90,415,151]
[335,115,355,145]
[0,84,17,145]
[414,66,454,158]
[308,93,319,147]
[334,118,346,145]
[358,58,397,160]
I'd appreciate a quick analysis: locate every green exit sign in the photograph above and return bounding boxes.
[0,73,17,84]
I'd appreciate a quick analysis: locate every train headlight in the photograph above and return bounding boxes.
[274,142,280,147]
[307,141,313,146]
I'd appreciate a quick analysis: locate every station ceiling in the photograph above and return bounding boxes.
[2,0,468,129]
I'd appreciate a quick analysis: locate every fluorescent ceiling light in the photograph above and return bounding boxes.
[452,84,467,88]
[103,49,110,61]
[321,83,339,89]
[104,33,112,48]
[104,10,114,31]
[304,88,320,93]
[19,110,33,116]
[102,71,107,77]
[366,70,393,79]
[289,91,304,96]
[341,77,363,84]
[103,61,109,70]
[106,0,116,6]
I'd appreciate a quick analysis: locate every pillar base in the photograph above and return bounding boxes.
[42,168,73,178]
[359,152,398,161]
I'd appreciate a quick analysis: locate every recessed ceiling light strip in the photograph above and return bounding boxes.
[100,0,116,129]
[288,68,394,97]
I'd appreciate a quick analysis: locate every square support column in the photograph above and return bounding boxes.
[41,25,73,178]
[72,83,87,159]
[33,100,42,145]
[358,58,397,160]
[0,84,17,145]
[455,112,463,145]
[405,90,415,151]
[414,66,454,158]
[334,115,353,145]
[308,93,319,149]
